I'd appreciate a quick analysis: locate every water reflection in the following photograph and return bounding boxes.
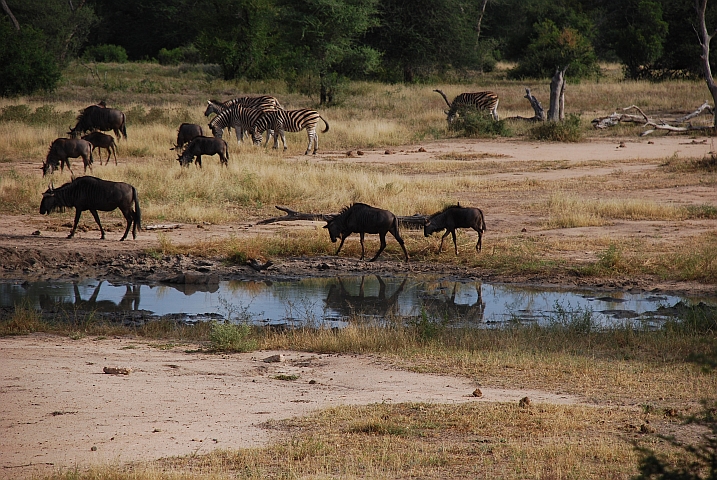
[0,276,712,328]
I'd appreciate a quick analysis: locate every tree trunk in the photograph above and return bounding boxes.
[695,0,717,129]
[475,0,489,43]
[1,0,20,31]
[548,67,567,121]
[524,88,545,121]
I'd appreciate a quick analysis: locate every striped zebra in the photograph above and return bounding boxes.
[204,95,283,118]
[252,109,329,155]
[434,89,499,122]
[208,104,272,145]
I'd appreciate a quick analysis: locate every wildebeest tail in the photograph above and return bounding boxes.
[479,209,486,232]
[320,116,329,133]
[133,186,142,231]
[120,114,128,140]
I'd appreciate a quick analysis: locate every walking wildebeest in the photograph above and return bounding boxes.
[39,176,141,241]
[69,105,127,140]
[42,138,93,177]
[171,123,204,151]
[176,136,229,168]
[323,203,409,262]
[423,204,486,254]
[81,132,118,166]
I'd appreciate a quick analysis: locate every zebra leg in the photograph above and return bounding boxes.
[90,209,106,239]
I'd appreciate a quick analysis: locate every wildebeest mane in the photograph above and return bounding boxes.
[335,203,370,220]
[429,204,462,219]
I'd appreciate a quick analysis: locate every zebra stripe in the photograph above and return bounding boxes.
[208,105,272,145]
[253,109,329,155]
[204,95,283,117]
[434,89,500,122]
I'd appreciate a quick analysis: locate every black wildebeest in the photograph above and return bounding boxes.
[81,132,118,166]
[177,136,229,168]
[39,176,141,241]
[42,138,93,177]
[171,123,204,151]
[323,203,409,262]
[69,105,127,140]
[423,205,486,255]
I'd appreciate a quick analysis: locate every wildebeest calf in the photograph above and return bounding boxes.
[424,204,486,255]
[42,138,93,177]
[39,176,141,241]
[172,123,204,150]
[177,136,229,168]
[324,203,409,262]
[82,132,118,166]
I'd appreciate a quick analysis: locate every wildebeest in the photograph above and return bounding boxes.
[177,136,229,168]
[69,105,127,140]
[423,204,486,254]
[171,123,204,151]
[81,132,118,166]
[39,176,141,241]
[323,203,409,262]
[42,138,93,177]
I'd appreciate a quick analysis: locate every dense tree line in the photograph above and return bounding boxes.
[3,0,717,98]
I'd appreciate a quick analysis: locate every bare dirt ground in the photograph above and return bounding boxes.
[1,136,716,478]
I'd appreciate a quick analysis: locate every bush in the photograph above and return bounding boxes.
[528,114,583,142]
[157,45,202,65]
[448,108,511,138]
[82,44,128,63]
[0,22,61,97]
[208,321,257,353]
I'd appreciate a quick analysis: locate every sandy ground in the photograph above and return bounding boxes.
[1,136,716,477]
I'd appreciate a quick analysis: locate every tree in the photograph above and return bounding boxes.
[600,0,668,79]
[0,18,61,96]
[279,0,380,103]
[696,0,717,129]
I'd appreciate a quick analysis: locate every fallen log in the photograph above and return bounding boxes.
[592,103,714,134]
[256,205,429,230]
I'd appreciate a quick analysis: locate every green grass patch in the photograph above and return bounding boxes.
[528,114,584,142]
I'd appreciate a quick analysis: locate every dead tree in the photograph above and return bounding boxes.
[523,88,545,121]
[696,0,717,129]
[591,103,714,135]
[548,66,568,121]
[257,205,428,230]
[1,0,20,31]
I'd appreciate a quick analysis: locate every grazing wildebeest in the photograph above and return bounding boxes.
[81,132,118,166]
[69,105,127,140]
[42,138,93,177]
[177,136,229,168]
[39,176,141,240]
[171,123,204,151]
[323,203,409,262]
[424,204,486,255]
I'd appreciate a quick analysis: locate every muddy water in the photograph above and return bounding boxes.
[0,275,711,328]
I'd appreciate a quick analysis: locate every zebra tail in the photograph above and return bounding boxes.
[320,116,329,133]
[433,89,451,108]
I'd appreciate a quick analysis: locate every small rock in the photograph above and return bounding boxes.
[309,379,317,384]
[647,141,654,145]
[197,224,204,229]
[640,423,656,434]
[103,366,132,375]
[346,150,355,157]
[263,354,285,363]
[418,147,427,152]
[519,396,531,407]
[91,446,97,451]
[384,150,394,155]
[356,150,364,155]
[31,230,41,236]
[521,227,527,232]
[618,142,626,148]
[472,388,482,397]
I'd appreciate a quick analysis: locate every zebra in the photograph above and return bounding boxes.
[433,89,499,122]
[208,105,271,145]
[204,95,283,118]
[252,109,329,155]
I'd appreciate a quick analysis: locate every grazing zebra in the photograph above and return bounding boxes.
[434,89,499,122]
[252,109,329,155]
[208,105,271,145]
[204,95,283,118]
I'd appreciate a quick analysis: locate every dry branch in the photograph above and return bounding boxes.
[256,206,429,230]
[592,102,714,134]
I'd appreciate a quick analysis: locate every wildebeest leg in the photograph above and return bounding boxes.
[89,209,106,239]
[335,234,348,256]
[196,155,202,168]
[359,232,366,260]
[369,232,387,262]
[120,208,133,241]
[438,230,451,253]
[473,227,483,252]
[111,144,118,165]
[390,229,410,261]
[68,209,84,238]
[451,230,458,255]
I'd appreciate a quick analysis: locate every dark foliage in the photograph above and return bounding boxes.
[0,20,61,97]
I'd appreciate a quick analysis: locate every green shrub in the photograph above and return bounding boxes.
[82,44,128,63]
[528,114,583,142]
[157,45,201,65]
[0,104,75,126]
[448,108,511,138]
[208,321,257,353]
[0,23,61,97]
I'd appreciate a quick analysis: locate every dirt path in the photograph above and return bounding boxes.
[0,334,581,478]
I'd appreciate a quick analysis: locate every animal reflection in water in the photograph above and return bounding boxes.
[421,282,485,323]
[325,276,407,318]
[37,281,141,312]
